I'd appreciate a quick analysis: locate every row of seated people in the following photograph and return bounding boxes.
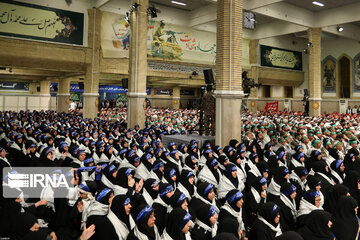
[0,109,360,240]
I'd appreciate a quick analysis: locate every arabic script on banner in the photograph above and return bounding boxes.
[0,1,83,45]
[261,45,302,71]
[264,101,279,111]
[0,2,65,38]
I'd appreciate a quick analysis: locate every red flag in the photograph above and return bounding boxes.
[264,101,279,111]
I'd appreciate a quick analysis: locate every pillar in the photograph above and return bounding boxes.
[171,86,180,109]
[29,82,37,94]
[214,0,244,147]
[39,79,51,110]
[57,77,71,113]
[83,8,101,119]
[248,39,259,113]
[40,79,51,95]
[308,28,322,116]
[127,0,149,128]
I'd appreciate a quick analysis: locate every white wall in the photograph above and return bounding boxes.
[272,86,284,98]
[322,38,360,60]
[100,0,190,26]
[14,0,92,47]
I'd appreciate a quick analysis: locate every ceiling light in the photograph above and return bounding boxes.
[337,26,344,32]
[312,1,324,7]
[171,1,187,6]
[307,42,312,47]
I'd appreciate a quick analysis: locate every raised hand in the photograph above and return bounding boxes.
[80,223,95,240]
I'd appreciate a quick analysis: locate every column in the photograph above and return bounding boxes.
[171,86,180,109]
[29,82,37,94]
[127,0,149,128]
[39,79,51,110]
[214,0,244,147]
[40,79,51,95]
[83,8,101,119]
[248,39,259,112]
[57,77,71,113]
[308,28,322,116]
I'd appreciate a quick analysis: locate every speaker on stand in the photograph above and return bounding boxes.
[122,78,128,89]
[203,69,214,85]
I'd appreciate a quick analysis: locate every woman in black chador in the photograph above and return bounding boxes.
[297,210,333,240]
[162,208,192,240]
[331,196,359,240]
[249,202,282,240]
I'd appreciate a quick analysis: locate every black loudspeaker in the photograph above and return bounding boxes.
[53,85,58,92]
[37,86,40,92]
[122,78,128,88]
[203,69,214,84]
[242,71,248,79]
[78,82,84,90]
[304,89,309,96]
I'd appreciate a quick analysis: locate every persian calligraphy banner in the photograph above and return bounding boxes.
[264,101,279,111]
[154,89,173,95]
[51,83,151,94]
[0,0,84,45]
[0,82,29,90]
[260,45,302,71]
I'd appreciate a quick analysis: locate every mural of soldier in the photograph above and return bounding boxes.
[354,58,360,91]
[153,21,166,42]
[322,57,336,93]
[103,12,219,64]
[324,65,335,87]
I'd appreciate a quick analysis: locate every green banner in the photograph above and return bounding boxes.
[0,0,83,45]
[260,45,302,71]
[116,94,127,102]
[70,92,81,102]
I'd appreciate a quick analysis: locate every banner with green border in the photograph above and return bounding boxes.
[260,45,302,71]
[0,0,84,45]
